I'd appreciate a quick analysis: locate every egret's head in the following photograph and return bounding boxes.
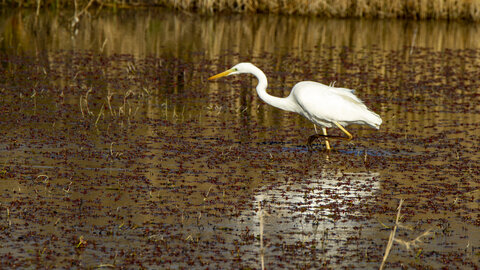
[208,62,256,80]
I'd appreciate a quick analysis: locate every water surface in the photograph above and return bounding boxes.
[0,8,479,268]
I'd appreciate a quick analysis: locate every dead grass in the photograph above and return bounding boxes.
[380,199,435,269]
[5,0,480,20]
[160,0,480,20]
[380,199,403,270]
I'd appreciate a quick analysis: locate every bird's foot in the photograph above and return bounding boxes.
[307,134,332,151]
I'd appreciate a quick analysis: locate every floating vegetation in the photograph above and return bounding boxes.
[0,8,479,269]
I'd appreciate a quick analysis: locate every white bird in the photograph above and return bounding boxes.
[208,63,382,150]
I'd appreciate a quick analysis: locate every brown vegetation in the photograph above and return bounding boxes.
[4,0,480,20]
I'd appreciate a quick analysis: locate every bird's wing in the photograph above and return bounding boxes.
[291,81,369,123]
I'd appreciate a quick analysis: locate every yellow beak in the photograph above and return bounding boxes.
[208,69,234,80]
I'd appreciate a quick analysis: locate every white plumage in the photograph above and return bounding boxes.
[208,62,382,150]
[291,81,382,129]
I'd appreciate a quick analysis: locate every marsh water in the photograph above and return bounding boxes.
[1,8,480,268]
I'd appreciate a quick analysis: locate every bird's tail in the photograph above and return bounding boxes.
[366,110,382,129]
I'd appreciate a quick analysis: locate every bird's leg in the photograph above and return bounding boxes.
[307,128,332,151]
[334,122,353,141]
[308,123,352,150]
[307,135,318,150]
[308,125,319,150]
[322,127,331,150]
[307,134,326,150]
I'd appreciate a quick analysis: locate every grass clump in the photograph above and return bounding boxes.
[168,0,480,20]
[3,0,480,20]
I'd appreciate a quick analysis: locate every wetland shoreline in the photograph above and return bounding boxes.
[3,0,480,20]
[0,6,479,269]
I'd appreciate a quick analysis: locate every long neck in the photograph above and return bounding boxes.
[250,67,297,113]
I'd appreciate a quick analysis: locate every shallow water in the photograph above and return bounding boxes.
[0,8,479,269]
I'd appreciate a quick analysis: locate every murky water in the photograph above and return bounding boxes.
[1,8,479,268]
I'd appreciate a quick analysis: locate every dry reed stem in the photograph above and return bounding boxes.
[6,207,11,227]
[94,102,105,126]
[258,201,265,270]
[393,228,433,251]
[9,0,480,20]
[162,0,480,21]
[379,199,404,270]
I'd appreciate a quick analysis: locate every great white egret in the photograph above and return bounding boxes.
[208,63,382,150]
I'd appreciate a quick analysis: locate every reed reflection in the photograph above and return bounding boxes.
[2,8,480,57]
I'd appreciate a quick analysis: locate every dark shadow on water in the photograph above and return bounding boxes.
[259,140,419,157]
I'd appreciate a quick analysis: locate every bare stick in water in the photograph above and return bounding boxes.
[380,199,404,270]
